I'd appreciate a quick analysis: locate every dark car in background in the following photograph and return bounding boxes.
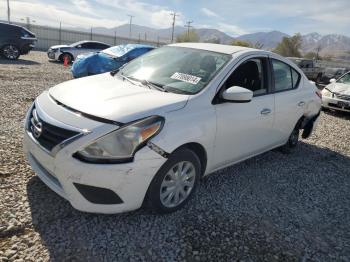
[0,22,37,60]
[71,44,155,78]
[287,57,324,83]
[47,41,111,63]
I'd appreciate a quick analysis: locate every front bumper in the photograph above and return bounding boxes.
[47,50,61,61]
[23,106,167,214]
[322,96,350,112]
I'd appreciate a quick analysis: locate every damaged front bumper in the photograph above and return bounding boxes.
[24,130,167,213]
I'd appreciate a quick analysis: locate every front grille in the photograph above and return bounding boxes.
[328,103,350,110]
[335,93,350,101]
[28,107,79,151]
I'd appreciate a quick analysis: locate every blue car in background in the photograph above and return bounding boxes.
[71,44,155,78]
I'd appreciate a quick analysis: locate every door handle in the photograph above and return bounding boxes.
[260,108,271,115]
[298,101,305,107]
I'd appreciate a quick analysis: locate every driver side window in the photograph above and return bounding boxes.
[223,58,268,96]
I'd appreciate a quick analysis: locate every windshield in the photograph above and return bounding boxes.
[337,73,350,84]
[103,45,133,58]
[118,46,231,94]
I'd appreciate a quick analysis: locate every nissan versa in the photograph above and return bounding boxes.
[24,43,321,214]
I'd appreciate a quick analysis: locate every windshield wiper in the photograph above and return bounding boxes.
[140,80,167,92]
[325,87,333,93]
[163,86,193,95]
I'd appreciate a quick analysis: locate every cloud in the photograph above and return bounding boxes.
[95,0,184,28]
[71,0,93,14]
[151,10,184,28]
[201,8,218,17]
[0,1,125,28]
[217,22,247,36]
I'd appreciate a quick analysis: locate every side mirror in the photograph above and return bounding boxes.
[221,86,253,103]
[330,78,336,83]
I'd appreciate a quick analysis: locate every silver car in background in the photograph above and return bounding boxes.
[47,40,111,63]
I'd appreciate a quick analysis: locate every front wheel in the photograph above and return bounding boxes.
[1,45,20,60]
[60,53,73,64]
[146,148,201,213]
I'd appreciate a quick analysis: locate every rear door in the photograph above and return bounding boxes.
[213,55,277,168]
[270,58,306,144]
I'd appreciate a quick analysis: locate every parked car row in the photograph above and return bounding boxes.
[24,43,322,214]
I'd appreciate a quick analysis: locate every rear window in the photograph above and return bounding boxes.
[272,59,301,92]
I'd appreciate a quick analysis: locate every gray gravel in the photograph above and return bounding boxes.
[1,52,350,262]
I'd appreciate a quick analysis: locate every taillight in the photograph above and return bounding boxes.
[316,90,322,99]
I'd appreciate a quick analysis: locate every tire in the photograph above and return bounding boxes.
[1,45,20,60]
[146,148,201,214]
[316,74,322,84]
[279,128,300,154]
[60,53,73,64]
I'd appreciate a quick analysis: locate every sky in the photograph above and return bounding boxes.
[1,0,350,36]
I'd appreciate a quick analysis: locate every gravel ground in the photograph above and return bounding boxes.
[0,51,350,262]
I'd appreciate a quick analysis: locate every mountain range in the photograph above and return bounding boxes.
[90,24,350,60]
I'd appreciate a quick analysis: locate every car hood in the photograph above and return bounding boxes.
[326,83,350,95]
[49,73,189,123]
[50,45,69,49]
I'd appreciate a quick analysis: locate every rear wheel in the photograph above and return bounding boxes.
[279,128,300,154]
[1,45,20,60]
[316,74,322,84]
[146,148,201,213]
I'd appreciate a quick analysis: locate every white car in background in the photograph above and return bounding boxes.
[47,40,111,63]
[322,71,350,112]
[24,43,321,214]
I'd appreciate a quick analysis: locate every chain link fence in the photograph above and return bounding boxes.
[3,20,167,50]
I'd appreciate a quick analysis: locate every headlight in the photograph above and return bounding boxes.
[322,88,332,97]
[75,116,164,163]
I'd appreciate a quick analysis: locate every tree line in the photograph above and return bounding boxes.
[176,30,330,60]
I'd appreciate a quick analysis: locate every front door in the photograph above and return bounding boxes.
[213,57,276,168]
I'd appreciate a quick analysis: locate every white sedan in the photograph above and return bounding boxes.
[24,43,321,214]
[322,71,350,112]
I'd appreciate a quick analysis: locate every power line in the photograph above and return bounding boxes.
[127,14,135,39]
[170,12,179,43]
[184,20,193,40]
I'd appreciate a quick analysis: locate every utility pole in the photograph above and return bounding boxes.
[7,0,10,23]
[170,12,179,43]
[114,31,117,45]
[184,20,193,41]
[127,14,134,39]
[90,27,93,40]
[59,22,62,44]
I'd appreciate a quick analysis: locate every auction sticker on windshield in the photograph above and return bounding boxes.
[171,72,201,85]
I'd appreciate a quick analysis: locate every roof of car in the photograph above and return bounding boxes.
[73,40,110,45]
[168,43,257,54]
[0,22,24,29]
